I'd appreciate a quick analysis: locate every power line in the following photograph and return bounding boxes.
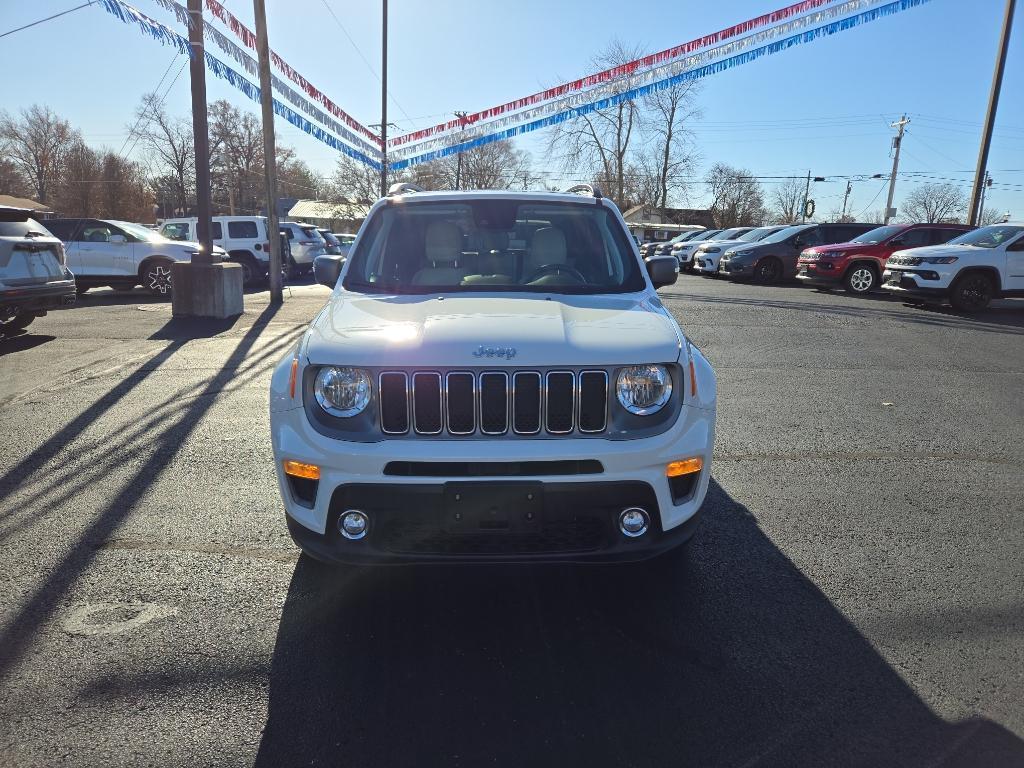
[0,1,95,39]
[316,0,416,128]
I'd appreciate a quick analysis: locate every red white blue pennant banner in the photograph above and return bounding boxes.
[150,0,381,158]
[203,0,381,146]
[388,0,839,149]
[389,0,890,162]
[97,0,381,169]
[388,0,932,171]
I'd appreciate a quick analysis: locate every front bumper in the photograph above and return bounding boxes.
[0,280,76,313]
[795,263,842,286]
[271,402,714,564]
[695,256,721,274]
[881,268,950,298]
[718,259,752,278]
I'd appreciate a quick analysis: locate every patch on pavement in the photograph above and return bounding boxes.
[63,602,178,636]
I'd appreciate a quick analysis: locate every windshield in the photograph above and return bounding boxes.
[320,231,340,246]
[759,224,810,244]
[112,220,167,243]
[715,227,748,240]
[947,224,1023,248]
[343,200,646,295]
[690,229,722,242]
[851,225,905,244]
[738,227,773,242]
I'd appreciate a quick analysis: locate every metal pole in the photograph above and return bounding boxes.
[454,111,467,190]
[801,170,811,223]
[970,0,1016,226]
[186,0,212,264]
[379,0,388,197]
[978,172,990,222]
[884,115,909,224]
[253,0,282,302]
[841,180,852,221]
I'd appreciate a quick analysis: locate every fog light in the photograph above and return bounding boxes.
[666,457,703,477]
[619,507,649,538]
[339,510,369,540]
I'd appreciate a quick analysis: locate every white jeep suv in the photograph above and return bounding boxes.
[882,223,1024,312]
[269,186,716,564]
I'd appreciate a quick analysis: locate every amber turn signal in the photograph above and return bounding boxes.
[283,460,320,480]
[666,457,703,477]
[289,358,299,398]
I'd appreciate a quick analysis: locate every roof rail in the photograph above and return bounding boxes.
[387,182,425,197]
[564,183,603,199]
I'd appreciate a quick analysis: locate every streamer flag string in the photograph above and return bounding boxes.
[96,0,380,168]
[203,0,381,146]
[389,0,838,148]
[389,0,932,171]
[390,0,890,161]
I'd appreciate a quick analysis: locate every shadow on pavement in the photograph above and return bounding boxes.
[255,481,1024,767]
[0,333,55,357]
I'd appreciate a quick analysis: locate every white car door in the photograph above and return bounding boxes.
[108,226,138,276]
[75,222,117,276]
[1005,234,1024,291]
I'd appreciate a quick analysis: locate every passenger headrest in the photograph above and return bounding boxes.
[425,221,462,264]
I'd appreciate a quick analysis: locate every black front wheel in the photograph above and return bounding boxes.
[0,310,34,334]
[949,273,995,313]
[754,257,782,284]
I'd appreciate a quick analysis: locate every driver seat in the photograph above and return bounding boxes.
[524,227,572,284]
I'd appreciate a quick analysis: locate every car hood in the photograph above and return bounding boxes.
[696,238,747,250]
[803,241,868,254]
[304,292,684,368]
[891,244,969,259]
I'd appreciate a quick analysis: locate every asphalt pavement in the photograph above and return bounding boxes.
[1,276,1022,767]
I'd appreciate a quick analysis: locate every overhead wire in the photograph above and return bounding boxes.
[0,1,96,39]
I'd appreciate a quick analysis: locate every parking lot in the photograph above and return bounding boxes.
[1,276,1022,767]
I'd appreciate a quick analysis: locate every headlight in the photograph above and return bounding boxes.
[314,366,371,417]
[923,256,958,264]
[616,365,673,415]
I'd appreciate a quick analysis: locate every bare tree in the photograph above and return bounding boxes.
[51,141,101,216]
[770,177,806,224]
[0,105,79,203]
[979,207,1007,226]
[0,157,31,198]
[549,40,645,208]
[409,140,535,191]
[330,155,402,204]
[900,183,967,223]
[706,163,765,227]
[133,93,194,215]
[643,80,700,209]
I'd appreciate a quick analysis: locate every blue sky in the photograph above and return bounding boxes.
[3,0,1023,218]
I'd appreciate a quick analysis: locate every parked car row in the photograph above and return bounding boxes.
[677,220,1024,311]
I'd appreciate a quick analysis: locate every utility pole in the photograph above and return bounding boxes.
[977,172,992,222]
[802,170,811,223]
[884,115,910,224]
[453,111,468,190]
[970,0,1016,226]
[253,0,282,303]
[841,180,853,221]
[379,0,388,197]
[186,0,212,262]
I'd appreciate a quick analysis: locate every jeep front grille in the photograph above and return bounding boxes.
[378,370,609,436]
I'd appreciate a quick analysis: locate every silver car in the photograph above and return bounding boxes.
[0,207,76,334]
[280,222,327,274]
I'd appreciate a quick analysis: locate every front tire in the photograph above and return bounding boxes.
[142,260,174,298]
[0,310,34,334]
[844,264,877,294]
[754,257,783,284]
[949,272,995,312]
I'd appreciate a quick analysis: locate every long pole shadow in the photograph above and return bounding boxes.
[254,480,1024,767]
[0,303,283,683]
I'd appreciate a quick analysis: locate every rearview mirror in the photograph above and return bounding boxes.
[313,254,345,288]
[645,255,678,289]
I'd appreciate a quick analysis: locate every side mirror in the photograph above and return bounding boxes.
[109,234,127,244]
[645,255,678,289]
[313,254,345,288]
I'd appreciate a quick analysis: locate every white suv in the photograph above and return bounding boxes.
[269,186,716,564]
[161,216,272,285]
[279,221,327,274]
[882,223,1024,312]
[45,218,225,296]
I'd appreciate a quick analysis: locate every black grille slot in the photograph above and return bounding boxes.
[445,372,475,434]
[379,372,409,434]
[577,371,608,433]
[384,460,604,477]
[512,372,541,434]
[479,372,509,434]
[545,372,574,433]
[412,372,442,434]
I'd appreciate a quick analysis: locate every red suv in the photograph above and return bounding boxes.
[796,223,972,294]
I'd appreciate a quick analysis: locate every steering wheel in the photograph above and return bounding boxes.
[524,264,587,284]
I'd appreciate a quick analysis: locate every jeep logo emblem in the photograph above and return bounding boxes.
[473,345,517,360]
